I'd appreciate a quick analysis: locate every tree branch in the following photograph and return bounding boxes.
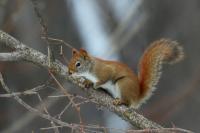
[0,73,71,128]
[0,52,22,61]
[0,30,162,129]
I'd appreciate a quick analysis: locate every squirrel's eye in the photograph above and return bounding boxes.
[75,62,81,68]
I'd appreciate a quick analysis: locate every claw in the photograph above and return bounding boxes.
[83,80,93,88]
[112,98,123,106]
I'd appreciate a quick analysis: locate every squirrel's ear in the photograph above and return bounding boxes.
[79,48,88,59]
[72,48,78,56]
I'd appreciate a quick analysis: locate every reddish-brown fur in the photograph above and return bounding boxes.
[68,39,184,108]
[92,58,140,106]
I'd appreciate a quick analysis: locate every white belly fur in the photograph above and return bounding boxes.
[100,81,121,98]
[73,72,121,98]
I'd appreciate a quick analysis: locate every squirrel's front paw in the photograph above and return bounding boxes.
[83,80,93,88]
[113,98,123,106]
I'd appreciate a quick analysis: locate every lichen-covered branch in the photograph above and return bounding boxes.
[0,30,161,129]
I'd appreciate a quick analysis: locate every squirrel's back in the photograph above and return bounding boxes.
[138,39,184,105]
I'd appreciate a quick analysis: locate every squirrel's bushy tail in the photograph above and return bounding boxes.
[138,39,184,104]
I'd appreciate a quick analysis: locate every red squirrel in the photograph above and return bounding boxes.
[68,39,184,108]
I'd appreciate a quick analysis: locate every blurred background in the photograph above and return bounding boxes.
[0,0,200,132]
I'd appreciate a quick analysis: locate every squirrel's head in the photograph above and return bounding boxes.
[68,48,93,75]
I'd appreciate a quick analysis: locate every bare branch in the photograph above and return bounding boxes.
[0,92,36,98]
[48,71,84,132]
[41,126,193,133]
[0,30,162,129]
[0,30,66,76]
[37,93,60,133]
[0,84,45,97]
[0,73,71,128]
[0,52,22,61]
[2,91,61,133]
[41,36,74,49]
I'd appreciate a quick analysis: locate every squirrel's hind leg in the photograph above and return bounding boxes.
[116,77,140,107]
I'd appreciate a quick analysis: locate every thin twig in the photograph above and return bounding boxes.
[37,93,60,133]
[0,92,36,97]
[40,125,193,133]
[48,71,85,132]
[41,36,74,50]
[0,84,46,97]
[31,0,48,39]
[2,90,61,133]
[48,94,94,103]
[0,73,72,128]
[58,100,73,119]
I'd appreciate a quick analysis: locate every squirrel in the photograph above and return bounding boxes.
[68,39,184,108]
